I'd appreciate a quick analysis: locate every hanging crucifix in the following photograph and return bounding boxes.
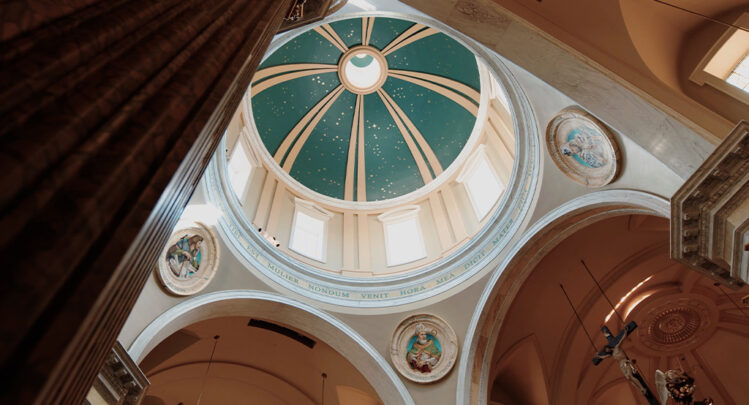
[591,321,660,405]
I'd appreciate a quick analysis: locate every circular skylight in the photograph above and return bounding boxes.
[338,46,387,94]
[344,53,380,88]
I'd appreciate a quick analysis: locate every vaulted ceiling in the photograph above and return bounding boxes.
[491,215,749,405]
[140,317,381,405]
[484,0,749,136]
[251,17,481,201]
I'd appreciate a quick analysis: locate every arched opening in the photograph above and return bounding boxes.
[474,209,749,404]
[129,291,412,405]
[140,316,381,405]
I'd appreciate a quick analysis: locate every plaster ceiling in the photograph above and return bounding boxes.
[487,0,747,88]
[491,215,749,405]
[140,316,381,405]
[251,17,481,201]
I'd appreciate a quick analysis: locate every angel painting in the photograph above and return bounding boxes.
[561,127,608,169]
[166,235,204,279]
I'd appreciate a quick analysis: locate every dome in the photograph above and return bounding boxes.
[204,13,539,306]
[250,17,482,202]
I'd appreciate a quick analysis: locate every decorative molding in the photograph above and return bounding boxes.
[280,0,336,33]
[671,121,749,287]
[633,294,718,355]
[85,342,149,405]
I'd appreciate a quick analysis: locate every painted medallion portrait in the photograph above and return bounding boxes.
[391,314,457,383]
[406,323,442,373]
[157,223,219,296]
[546,108,620,187]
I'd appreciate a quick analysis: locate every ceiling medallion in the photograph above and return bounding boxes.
[635,296,717,354]
[546,107,621,187]
[338,45,388,95]
[390,314,458,383]
[156,222,220,296]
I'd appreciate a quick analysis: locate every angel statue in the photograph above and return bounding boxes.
[655,369,713,405]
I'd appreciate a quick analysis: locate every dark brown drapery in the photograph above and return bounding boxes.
[0,1,291,403]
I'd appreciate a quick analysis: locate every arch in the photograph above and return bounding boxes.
[456,189,669,404]
[128,290,414,405]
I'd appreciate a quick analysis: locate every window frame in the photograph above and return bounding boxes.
[689,13,749,105]
[226,129,258,203]
[456,144,505,221]
[377,206,427,267]
[289,198,333,263]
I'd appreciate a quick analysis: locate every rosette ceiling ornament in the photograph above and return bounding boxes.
[251,17,481,202]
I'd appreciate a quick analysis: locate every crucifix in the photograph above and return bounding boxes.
[560,259,665,405]
[591,321,660,405]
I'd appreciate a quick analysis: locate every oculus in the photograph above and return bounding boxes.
[338,46,388,94]
[546,108,620,187]
[390,314,458,383]
[156,223,219,296]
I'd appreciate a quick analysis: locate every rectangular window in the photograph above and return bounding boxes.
[383,215,426,266]
[290,210,327,262]
[228,141,252,201]
[727,54,749,92]
[463,150,505,220]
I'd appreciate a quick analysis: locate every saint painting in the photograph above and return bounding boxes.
[391,314,457,383]
[406,323,442,373]
[157,224,218,296]
[166,234,204,279]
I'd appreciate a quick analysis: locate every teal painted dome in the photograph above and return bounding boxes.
[251,17,481,202]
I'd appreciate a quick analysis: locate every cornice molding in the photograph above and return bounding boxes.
[671,121,749,288]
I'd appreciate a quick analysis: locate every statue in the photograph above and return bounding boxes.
[407,323,441,373]
[592,322,660,405]
[655,369,713,405]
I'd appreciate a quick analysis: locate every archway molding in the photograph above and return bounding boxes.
[129,290,414,405]
[455,189,669,404]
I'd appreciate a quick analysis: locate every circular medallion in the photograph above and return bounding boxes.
[546,108,620,187]
[634,295,717,355]
[338,46,388,94]
[390,314,458,383]
[156,223,219,296]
